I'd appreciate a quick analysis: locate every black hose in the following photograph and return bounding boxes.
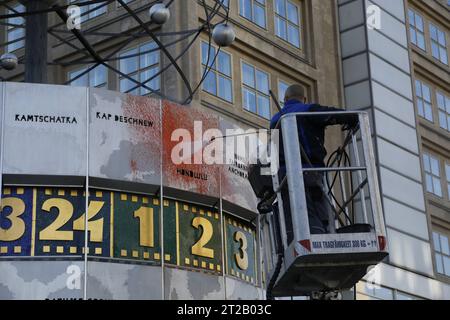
[265,204,284,300]
[326,148,352,224]
[266,253,283,300]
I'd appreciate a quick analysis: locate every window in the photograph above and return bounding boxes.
[395,291,420,300]
[201,42,233,102]
[433,231,450,277]
[423,153,442,197]
[437,91,450,132]
[241,62,270,119]
[408,9,425,51]
[239,0,266,28]
[119,42,160,96]
[274,0,301,48]
[70,0,107,22]
[430,24,448,65]
[68,65,107,88]
[415,80,433,122]
[356,282,394,300]
[6,3,25,52]
[446,164,450,200]
[278,80,290,107]
[117,0,136,6]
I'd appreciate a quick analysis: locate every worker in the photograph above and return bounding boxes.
[270,84,358,238]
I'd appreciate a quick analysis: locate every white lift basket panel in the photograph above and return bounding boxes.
[269,111,388,297]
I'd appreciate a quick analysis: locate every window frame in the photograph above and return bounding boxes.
[408,9,426,51]
[116,0,136,8]
[433,231,450,278]
[200,41,234,104]
[240,59,272,119]
[277,79,291,108]
[429,23,448,65]
[6,2,25,53]
[118,41,161,96]
[274,0,302,49]
[446,163,450,200]
[238,0,268,30]
[69,0,108,22]
[415,79,434,123]
[422,152,443,198]
[68,64,108,88]
[436,91,450,132]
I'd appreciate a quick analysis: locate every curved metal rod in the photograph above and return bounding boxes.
[53,5,166,99]
[0,0,116,19]
[125,0,226,102]
[1,0,232,105]
[117,0,194,101]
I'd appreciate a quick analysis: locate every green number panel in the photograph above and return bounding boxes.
[177,202,222,274]
[113,193,161,263]
[224,215,257,285]
[161,199,177,265]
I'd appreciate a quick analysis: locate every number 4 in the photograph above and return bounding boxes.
[40,199,104,242]
[73,200,104,243]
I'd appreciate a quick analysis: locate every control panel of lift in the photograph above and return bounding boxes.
[249,111,388,298]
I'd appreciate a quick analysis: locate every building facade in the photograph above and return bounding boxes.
[0,0,449,300]
[338,0,450,300]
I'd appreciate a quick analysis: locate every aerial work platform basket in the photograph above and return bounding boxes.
[250,111,388,297]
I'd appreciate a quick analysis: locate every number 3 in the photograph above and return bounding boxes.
[234,231,248,270]
[0,198,26,241]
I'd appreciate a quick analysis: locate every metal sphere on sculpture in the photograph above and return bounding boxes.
[0,53,18,71]
[212,23,235,47]
[149,3,170,25]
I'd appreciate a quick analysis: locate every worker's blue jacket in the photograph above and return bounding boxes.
[270,99,357,168]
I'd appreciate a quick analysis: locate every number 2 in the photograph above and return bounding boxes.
[191,217,214,259]
[39,198,74,241]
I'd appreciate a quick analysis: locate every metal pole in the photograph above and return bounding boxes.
[159,99,165,300]
[23,0,48,83]
[280,115,310,244]
[351,133,368,224]
[338,168,350,225]
[83,88,89,300]
[0,83,5,210]
[302,166,366,173]
[359,114,386,236]
[219,172,227,300]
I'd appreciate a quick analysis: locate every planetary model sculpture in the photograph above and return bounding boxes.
[0,0,235,104]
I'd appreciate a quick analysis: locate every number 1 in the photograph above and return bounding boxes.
[133,207,154,247]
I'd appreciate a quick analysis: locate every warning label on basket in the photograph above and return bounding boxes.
[312,239,377,250]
